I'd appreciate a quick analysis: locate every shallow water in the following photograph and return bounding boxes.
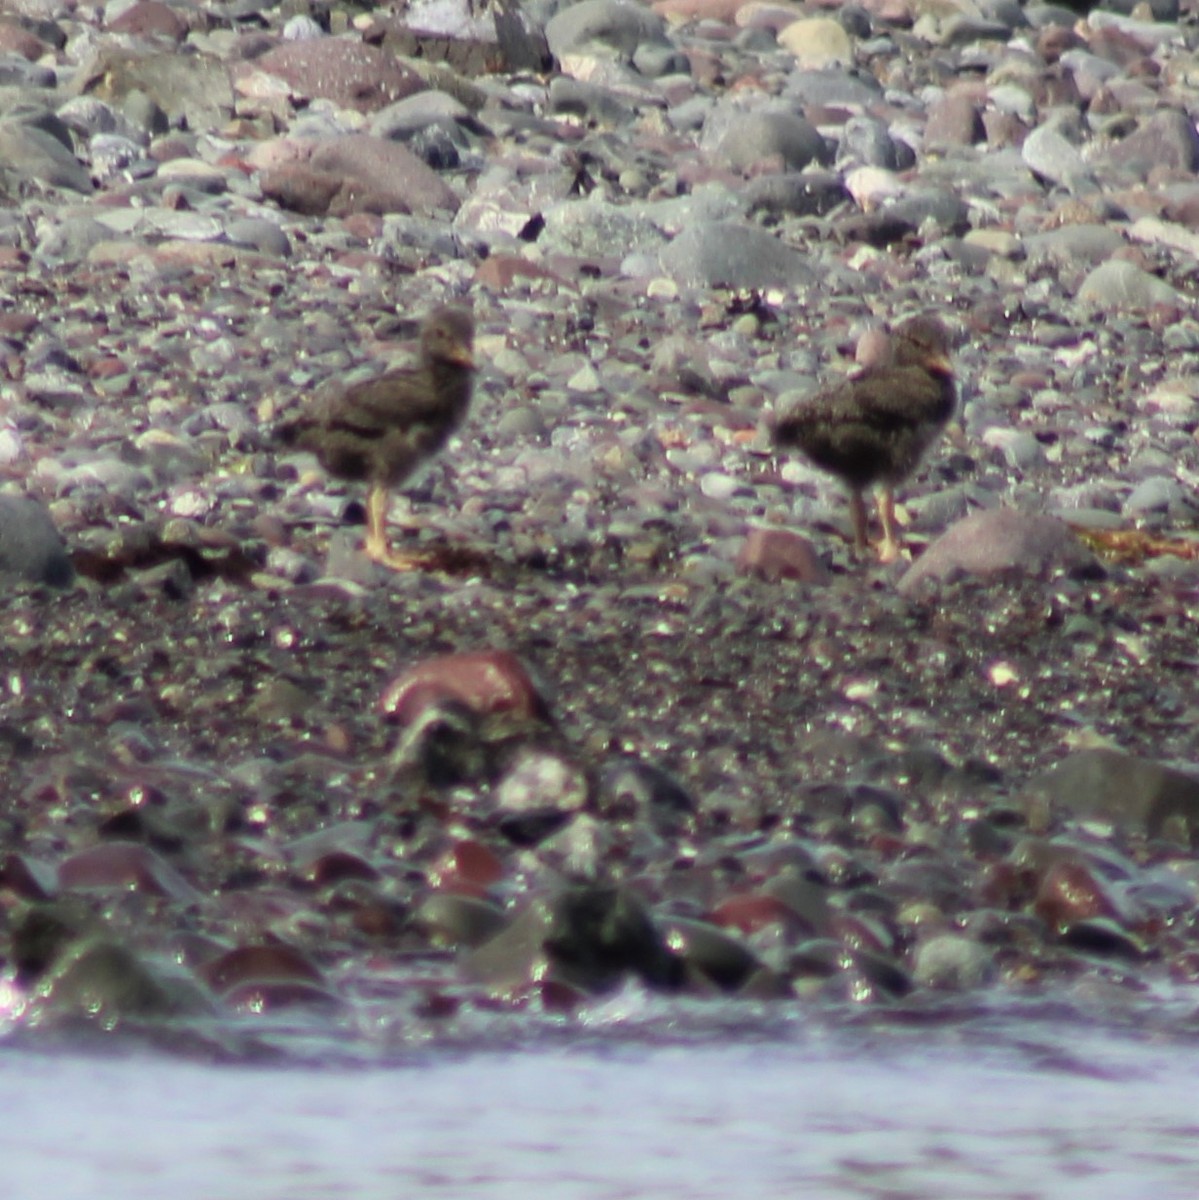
[7,1011,1199,1200]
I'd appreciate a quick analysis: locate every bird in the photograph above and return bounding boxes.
[770,313,957,562]
[275,305,476,571]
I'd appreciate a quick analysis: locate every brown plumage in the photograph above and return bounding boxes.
[771,313,957,562]
[275,306,475,570]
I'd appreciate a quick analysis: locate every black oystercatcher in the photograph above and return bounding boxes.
[771,313,957,562]
[276,306,476,571]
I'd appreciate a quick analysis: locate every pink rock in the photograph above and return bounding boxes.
[257,134,459,218]
[475,254,567,291]
[709,892,803,935]
[259,162,343,217]
[0,20,49,60]
[378,649,548,726]
[854,325,892,369]
[107,0,187,40]
[736,527,830,584]
[897,508,1097,596]
[652,0,752,22]
[58,841,202,904]
[311,135,460,217]
[254,39,424,113]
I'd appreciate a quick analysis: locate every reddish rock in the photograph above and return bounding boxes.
[379,649,548,726]
[200,944,326,994]
[254,39,424,113]
[0,20,49,60]
[0,311,38,337]
[1034,860,1121,932]
[58,842,202,903]
[312,135,459,216]
[223,979,343,1010]
[736,527,830,584]
[341,211,385,240]
[108,0,188,41]
[709,892,802,935]
[652,0,751,21]
[982,109,1028,150]
[259,162,343,216]
[475,254,567,291]
[436,838,506,891]
[925,92,984,147]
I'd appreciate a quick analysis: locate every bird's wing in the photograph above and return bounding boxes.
[319,369,451,441]
[781,366,950,438]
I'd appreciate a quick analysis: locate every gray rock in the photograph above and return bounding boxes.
[33,215,111,265]
[1024,749,1199,843]
[1058,49,1121,100]
[88,132,145,182]
[1076,259,1179,310]
[1123,475,1190,517]
[1024,4,1079,27]
[838,114,916,168]
[1021,125,1093,191]
[882,190,970,235]
[898,508,1098,596]
[783,68,883,109]
[370,91,473,141]
[1025,223,1125,267]
[1100,0,1178,19]
[659,221,815,289]
[0,55,54,88]
[0,494,74,587]
[548,75,632,124]
[121,88,169,136]
[744,171,851,218]
[282,14,324,40]
[225,217,292,257]
[714,111,829,172]
[71,48,235,131]
[0,119,91,192]
[632,41,688,78]
[911,934,996,990]
[545,0,667,59]
[541,195,666,259]
[56,95,146,143]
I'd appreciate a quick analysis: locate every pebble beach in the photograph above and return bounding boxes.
[2,0,1199,1053]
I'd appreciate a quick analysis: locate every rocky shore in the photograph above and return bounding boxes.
[2,0,1199,1054]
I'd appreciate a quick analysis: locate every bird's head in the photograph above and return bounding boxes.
[892,313,954,376]
[422,306,476,370]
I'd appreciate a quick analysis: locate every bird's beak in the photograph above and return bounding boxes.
[446,345,476,369]
[927,353,953,374]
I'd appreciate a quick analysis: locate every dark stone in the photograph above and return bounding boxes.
[743,170,851,218]
[0,494,74,587]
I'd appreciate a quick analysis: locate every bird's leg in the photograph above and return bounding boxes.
[848,489,870,556]
[876,486,902,563]
[363,484,426,572]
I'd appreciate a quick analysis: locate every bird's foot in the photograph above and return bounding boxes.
[365,539,436,573]
[876,536,903,564]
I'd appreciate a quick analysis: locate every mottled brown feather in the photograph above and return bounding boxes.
[771,314,956,490]
[770,313,957,558]
[276,306,475,490]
